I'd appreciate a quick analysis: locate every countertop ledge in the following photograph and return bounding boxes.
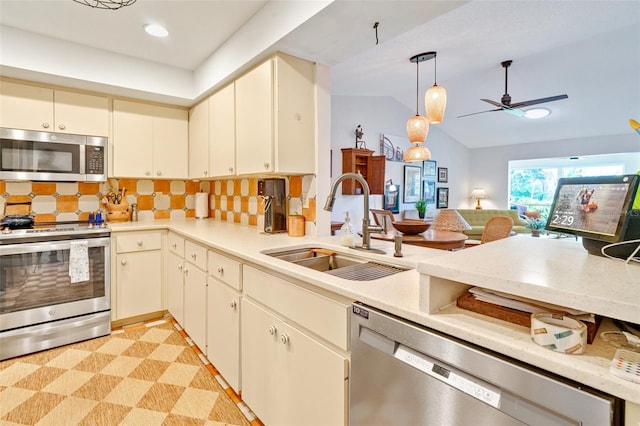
[108,219,640,403]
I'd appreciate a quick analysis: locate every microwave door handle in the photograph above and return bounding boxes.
[79,144,86,174]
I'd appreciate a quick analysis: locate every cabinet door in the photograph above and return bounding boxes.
[54,90,109,136]
[0,81,53,131]
[235,60,273,175]
[188,100,209,179]
[368,155,386,194]
[113,99,154,178]
[206,277,241,392]
[241,299,282,425]
[183,263,207,352]
[116,250,162,319]
[153,105,188,179]
[209,83,236,177]
[166,251,185,326]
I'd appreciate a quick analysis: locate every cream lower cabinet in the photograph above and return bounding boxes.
[166,232,185,325]
[241,265,349,426]
[183,240,208,352]
[114,231,163,320]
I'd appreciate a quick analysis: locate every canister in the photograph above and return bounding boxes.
[288,215,305,237]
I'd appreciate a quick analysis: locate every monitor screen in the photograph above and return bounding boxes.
[545,174,639,242]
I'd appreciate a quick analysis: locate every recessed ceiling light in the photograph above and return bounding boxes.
[144,24,168,38]
[523,108,551,119]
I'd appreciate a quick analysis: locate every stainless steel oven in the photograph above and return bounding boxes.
[0,224,111,360]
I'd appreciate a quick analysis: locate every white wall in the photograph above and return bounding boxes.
[469,133,640,209]
[330,95,471,231]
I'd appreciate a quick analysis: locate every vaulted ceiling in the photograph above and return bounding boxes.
[1,0,638,149]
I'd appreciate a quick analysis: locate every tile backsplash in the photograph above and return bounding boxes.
[0,175,317,231]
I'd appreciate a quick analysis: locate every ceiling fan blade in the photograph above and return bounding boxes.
[510,94,568,108]
[480,98,504,108]
[457,108,502,118]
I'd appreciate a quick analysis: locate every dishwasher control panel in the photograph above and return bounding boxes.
[394,344,502,408]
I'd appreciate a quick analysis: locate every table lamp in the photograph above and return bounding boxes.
[432,209,472,232]
[470,188,488,209]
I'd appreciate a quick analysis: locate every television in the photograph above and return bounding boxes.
[545,174,640,258]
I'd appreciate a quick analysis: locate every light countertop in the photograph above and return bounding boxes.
[108,219,640,403]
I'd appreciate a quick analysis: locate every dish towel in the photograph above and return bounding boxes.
[69,240,90,284]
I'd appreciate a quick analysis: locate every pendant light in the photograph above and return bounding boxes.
[425,51,447,124]
[403,53,431,162]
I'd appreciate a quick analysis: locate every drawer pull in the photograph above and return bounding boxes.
[121,259,127,265]
[229,300,237,309]
[268,325,277,335]
[172,243,177,249]
[42,122,50,129]
[217,266,223,274]
[191,253,196,260]
[280,333,290,345]
[184,267,189,275]
[137,240,143,246]
[58,123,66,130]
[178,264,183,271]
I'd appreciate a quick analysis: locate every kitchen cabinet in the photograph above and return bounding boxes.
[166,232,185,325]
[188,99,209,179]
[209,83,236,177]
[235,53,315,175]
[0,80,109,136]
[113,99,188,179]
[183,240,208,352]
[241,265,349,426]
[341,148,385,195]
[114,231,163,320]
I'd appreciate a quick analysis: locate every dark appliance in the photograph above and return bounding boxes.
[0,222,111,360]
[258,178,287,233]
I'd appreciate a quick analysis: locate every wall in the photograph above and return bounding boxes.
[469,133,640,209]
[330,95,471,231]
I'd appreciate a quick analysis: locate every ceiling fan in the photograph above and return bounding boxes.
[458,60,568,118]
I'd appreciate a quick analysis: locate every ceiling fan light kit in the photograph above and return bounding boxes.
[458,59,568,118]
[524,108,551,119]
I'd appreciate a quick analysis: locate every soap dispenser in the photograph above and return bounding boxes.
[340,211,356,247]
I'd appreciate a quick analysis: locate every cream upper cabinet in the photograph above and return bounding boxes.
[188,99,209,179]
[0,80,109,136]
[209,82,236,177]
[113,99,187,178]
[235,54,315,175]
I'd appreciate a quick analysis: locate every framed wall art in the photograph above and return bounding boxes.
[423,160,436,178]
[436,187,449,209]
[403,165,422,203]
[423,180,436,204]
[384,182,400,213]
[438,167,448,183]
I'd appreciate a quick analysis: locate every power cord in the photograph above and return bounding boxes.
[601,239,640,264]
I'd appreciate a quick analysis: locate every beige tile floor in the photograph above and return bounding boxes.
[0,318,260,426]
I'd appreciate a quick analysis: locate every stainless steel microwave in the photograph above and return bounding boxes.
[0,128,107,182]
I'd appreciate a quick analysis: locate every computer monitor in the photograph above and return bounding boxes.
[545,174,640,257]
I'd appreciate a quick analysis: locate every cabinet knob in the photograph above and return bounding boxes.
[268,325,277,335]
[228,167,233,173]
[42,122,50,129]
[156,171,162,176]
[184,267,189,275]
[217,266,223,274]
[172,243,177,249]
[263,161,270,169]
[121,259,127,265]
[229,300,237,309]
[145,171,151,176]
[191,252,196,260]
[204,170,208,176]
[178,264,183,271]
[280,333,290,345]
[137,240,143,246]
[58,123,66,130]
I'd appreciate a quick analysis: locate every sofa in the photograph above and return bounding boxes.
[456,209,528,240]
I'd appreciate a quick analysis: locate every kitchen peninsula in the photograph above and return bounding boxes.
[108,218,639,424]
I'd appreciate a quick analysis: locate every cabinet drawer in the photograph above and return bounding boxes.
[185,240,207,271]
[208,251,242,290]
[243,265,349,350]
[167,232,185,256]
[116,232,162,253]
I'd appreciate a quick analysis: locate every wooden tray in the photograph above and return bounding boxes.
[456,292,601,344]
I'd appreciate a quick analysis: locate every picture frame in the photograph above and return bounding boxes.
[423,160,436,178]
[403,165,422,203]
[423,180,436,204]
[438,167,448,183]
[384,183,400,213]
[436,187,449,209]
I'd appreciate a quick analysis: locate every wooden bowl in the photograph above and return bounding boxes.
[392,220,430,235]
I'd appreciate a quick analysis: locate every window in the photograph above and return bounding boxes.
[508,153,639,218]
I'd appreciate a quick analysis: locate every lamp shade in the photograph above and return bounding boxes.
[470,188,488,199]
[403,144,431,162]
[432,209,471,232]
[425,84,447,124]
[406,114,429,142]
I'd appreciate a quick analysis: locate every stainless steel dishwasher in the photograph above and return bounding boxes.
[350,303,622,426]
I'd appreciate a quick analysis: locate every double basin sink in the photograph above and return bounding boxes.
[263,247,410,281]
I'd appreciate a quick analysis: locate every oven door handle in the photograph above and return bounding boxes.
[0,237,109,256]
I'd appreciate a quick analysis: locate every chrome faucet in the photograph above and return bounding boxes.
[324,172,383,250]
